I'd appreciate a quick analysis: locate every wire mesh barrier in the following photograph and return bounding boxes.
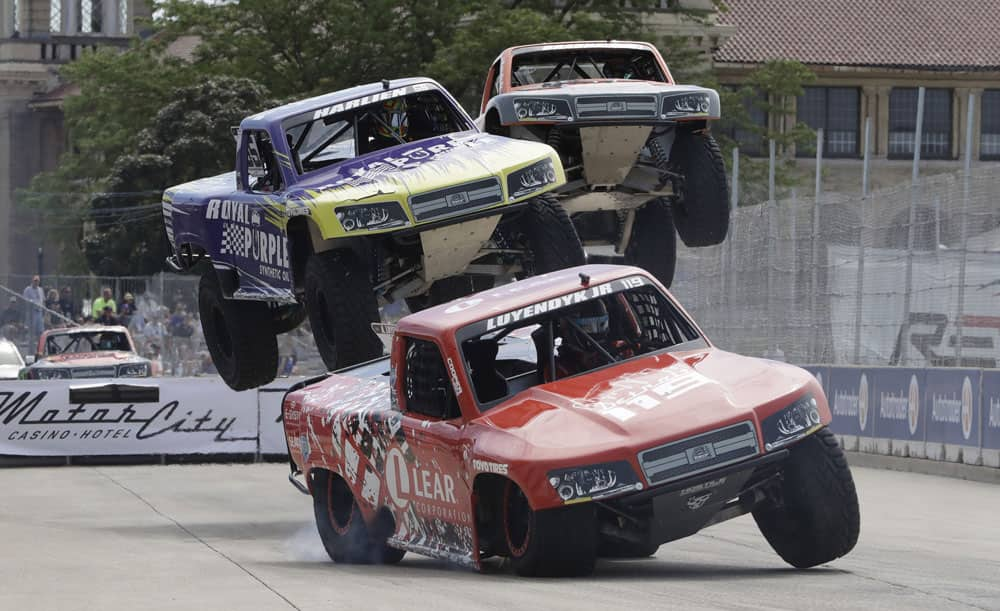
[673,165,1000,368]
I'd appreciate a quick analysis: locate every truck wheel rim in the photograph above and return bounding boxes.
[503,482,532,557]
[328,477,354,535]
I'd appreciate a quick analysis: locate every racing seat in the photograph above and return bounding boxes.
[465,339,508,403]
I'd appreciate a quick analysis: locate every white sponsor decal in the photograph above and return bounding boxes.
[312,83,436,120]
[385,446,458,506]
[686,492,713,510]
[447,358,463,396]
[472,459,508,475]
[485,282,615,331]
[344,442,360,484]
[679,477,726,497]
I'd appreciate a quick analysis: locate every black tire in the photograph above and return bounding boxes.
[198,272,277,390]
[304,250,383,371]
[503,480,597,577]
[659,129,730,247]
[270,303,306,335]
[513,195,585,276]
[312,470,404,564]
[598,538,659,559]
[625,199,677,287]
[752,427,860,568]
[404,275,477,313]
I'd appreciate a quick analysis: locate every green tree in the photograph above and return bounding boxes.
[83,77,274,276]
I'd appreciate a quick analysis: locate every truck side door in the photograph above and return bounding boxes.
[388,336,475,564]
[212,128,293,299]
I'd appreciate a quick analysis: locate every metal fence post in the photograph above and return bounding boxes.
[809,129,823,361]
[724,147,740,345]
[956,91,975,365]
[767,140,776,356]
[900,87,925,366]
[853,117,872,364]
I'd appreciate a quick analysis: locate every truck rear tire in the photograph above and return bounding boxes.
[515,195,585,276]
[305,250,383,371]
[198,271,278,391]
[270,303,306,335]
[312,470,403,564]
[625,199,677,287]
[503,480,597,576]
[752,427,860,568]
[660,129,730,247]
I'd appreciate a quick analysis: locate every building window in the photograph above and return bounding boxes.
[78,0,103,33]
[718,87,767,156]
[118,0,127,33]
[796,87,860,158]
[889,88,952,160]
[980,90,1000,161]
[50,0,62,33]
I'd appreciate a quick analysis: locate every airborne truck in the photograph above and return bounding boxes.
[162,78,584,390]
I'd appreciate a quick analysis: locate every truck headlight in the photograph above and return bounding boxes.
[513,98,572,121]
[335,202,409,232]
[761,394,823,451]
[118,363,151,378]
[507,158,558,200]
[662,93,712,118]
[547,460,642,503]
[35,368,70,380]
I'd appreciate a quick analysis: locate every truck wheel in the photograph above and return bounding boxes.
[404,275,477,312]
[503,480,597,576]
[198,272,277,390]
[625,199,677,287]
[656,130,730,247]
[513,195,585,276]
[304,250,383,371]
[312,470,402,564]
[752,427,860,568]
[270,303,306,335]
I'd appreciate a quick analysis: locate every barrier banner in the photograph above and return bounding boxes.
[924,369,980,447]
[826,367,870,437]
[870,368,926,456]
[0,378,258,456]
[258,379,308,455]
[980,370,1000,451]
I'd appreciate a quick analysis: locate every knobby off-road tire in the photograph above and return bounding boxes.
[503,480,597,577]
[198,272,278,391]
[625,199,677,287]
[304,250,383,371]
[752,427,860,568]
[659,129,730,247]
[312,470,405,564]
[516,195,586,276]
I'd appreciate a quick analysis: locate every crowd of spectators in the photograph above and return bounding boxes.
[2,278,318,378]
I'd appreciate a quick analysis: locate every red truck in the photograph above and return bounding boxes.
[282,265,859,576]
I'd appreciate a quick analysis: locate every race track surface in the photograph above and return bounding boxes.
[1,463,997,610]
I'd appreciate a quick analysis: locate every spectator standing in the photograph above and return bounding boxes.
[119,292,137,327]
[97,306,119,326]
[59,286,77,320]
[22,275,45,344]
[92,287,117,317]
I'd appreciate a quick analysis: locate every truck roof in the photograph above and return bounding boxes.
[507,40,659,55]
[240,77,440,129]
[399,264,651,336]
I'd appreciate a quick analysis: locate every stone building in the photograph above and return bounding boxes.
[0,0,148,280]
[713,0,1000,197]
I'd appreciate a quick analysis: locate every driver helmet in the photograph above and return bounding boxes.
[98,333,118,350]
[376,98,409,140]
[563,300,610,345]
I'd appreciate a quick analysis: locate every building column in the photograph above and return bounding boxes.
[861,86,877,157]
[0,101,13,281]
[875,85,891,158]
[25,0,49,35]
[102,0,117,35]
[1,0,13,36]
[970,88,984,164]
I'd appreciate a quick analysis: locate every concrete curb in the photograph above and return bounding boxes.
[846,450,1000,485]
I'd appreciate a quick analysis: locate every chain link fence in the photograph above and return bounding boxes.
[673,164,1000,368]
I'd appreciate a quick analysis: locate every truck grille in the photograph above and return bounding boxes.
[638,421,759,485]
[72,367,117,379]
[575,95,658,119]
[409,177,504,222]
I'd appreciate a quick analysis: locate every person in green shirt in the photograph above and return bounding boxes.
[92,287,117,318]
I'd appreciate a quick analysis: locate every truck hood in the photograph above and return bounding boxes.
[31,351,147,368]
[476,349,818,461]
[509,80,702,95]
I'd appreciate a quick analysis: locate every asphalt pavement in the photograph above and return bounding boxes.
[1,462,997,610]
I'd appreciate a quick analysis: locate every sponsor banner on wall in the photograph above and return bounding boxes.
[924,369,980,447]
[0,378,258,456]
[869,368,926,443]
[258,379,308,455]
[980,370,1000,451]
[827,367,870,437]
